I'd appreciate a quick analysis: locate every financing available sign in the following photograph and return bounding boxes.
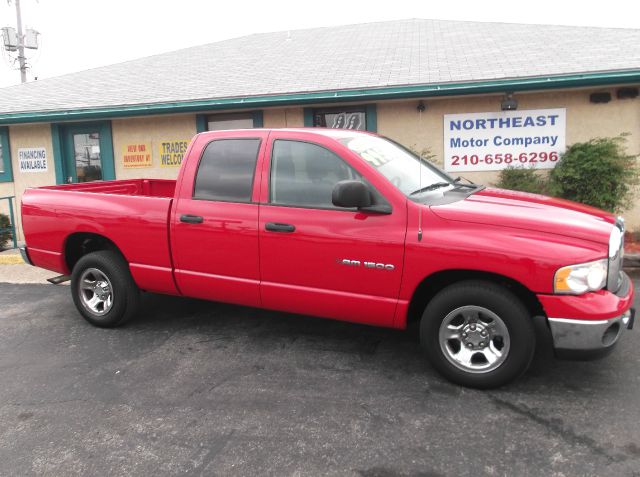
[443,108,566,172]
[18,147,48,173]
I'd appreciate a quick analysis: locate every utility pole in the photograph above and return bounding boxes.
[2,0,38,83]
[14,0,27,83]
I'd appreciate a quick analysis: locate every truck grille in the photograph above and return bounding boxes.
[607,218,624,293]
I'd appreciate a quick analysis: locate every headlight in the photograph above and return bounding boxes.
[554,259,608,294]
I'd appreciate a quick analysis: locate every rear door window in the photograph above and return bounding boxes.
[193,139,261,202]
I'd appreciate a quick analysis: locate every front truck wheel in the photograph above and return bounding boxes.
[420,280,536,389]
[70,250,140,327]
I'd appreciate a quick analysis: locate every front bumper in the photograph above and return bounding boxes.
[538,272,635,357]
[548,308,634,356]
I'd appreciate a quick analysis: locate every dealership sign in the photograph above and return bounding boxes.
[443,108,566,172]
[18,147,48,173]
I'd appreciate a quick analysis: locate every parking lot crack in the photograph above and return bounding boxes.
[192,429,235,476]
[489,394,624,463]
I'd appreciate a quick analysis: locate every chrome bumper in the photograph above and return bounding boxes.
[19,246,33,266]
[548,309,634,353]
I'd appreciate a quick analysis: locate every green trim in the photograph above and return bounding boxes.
[0,126,13,182]
[1,69,640,125]
[100,121,116,180]
[195,114,207,133]
[251,110,264,128]
[365,104,377,132]
[50,124,65,184]
[303,108,314,127]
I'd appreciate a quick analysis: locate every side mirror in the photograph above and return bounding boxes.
[332,180,372,208]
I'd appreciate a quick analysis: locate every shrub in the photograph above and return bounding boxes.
[495,166,547,194]
[0,213,11,250]
[548,135,639,213]
[409,146,439,166]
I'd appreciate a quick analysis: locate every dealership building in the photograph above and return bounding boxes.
[1,19,639,240]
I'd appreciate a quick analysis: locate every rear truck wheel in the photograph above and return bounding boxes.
[420,280,536,389]
[70,250,140,328]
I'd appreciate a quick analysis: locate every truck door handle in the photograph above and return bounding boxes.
[265,222,295,233]
[180,214,204,224]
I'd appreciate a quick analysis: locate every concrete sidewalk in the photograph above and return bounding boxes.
[0,248,62,284]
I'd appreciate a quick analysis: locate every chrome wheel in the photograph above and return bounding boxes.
[438,305,510,374]
[78,268,114,316]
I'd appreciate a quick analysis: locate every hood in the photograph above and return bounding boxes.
[430,187,615,244]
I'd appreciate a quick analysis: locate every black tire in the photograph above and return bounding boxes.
[420,280,535,389]
[70,250,140,328]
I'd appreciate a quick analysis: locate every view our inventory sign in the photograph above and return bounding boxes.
[18,147,48,172]
[122,143,152,168]
[443,108,566,172]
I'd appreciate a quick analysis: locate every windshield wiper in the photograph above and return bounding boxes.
[409,182,451,196]
[452,176,477,188]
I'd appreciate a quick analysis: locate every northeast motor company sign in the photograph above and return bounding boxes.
[443,108,566,172]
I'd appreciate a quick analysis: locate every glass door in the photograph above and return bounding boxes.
[60,122,115,183]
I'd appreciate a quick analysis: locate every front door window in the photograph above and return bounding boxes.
[73,133,102,182]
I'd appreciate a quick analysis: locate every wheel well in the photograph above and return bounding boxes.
[64,233,122,272]
[406,270,545,326]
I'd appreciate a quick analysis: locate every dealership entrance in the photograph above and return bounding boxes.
[58,121,115,184]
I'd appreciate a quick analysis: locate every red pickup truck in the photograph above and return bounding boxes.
[21,128,635,388]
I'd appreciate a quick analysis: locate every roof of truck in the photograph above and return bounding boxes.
[198,127,376,138]
[1,19,639,123]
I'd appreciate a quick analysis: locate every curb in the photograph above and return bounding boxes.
[0,255,24,265]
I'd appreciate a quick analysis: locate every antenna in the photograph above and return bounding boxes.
[2,0,40,83]
[417,107,423,241]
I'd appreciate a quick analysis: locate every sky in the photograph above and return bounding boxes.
[0,0,638,88]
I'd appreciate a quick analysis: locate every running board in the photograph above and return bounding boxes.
[47,275,70,285]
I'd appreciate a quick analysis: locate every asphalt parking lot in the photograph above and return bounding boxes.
[1,273,639,476]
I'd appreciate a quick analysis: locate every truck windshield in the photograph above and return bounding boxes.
[339,135,456,198]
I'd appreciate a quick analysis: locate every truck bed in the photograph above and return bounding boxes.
[21,179,178,295]
[37,179,176,198]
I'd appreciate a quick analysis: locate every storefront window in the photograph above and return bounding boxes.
[313,107,367,131]
[207,113,255,131]
[0,127,13,182]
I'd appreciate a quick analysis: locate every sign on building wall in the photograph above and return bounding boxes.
[443,108,566,172]
[18,147,48,173]
[122,143,152,168]
[159,139,190,167]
